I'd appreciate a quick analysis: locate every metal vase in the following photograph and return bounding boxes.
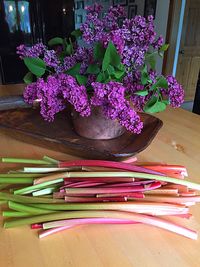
[71,107,126,140]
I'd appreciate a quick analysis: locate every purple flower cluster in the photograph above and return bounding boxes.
[80,6,163,69]
[17,43,46,59]
[80,5,104,44]
[23,74,91,121]
[121,15,162,67]
[166,75,184,107]
[20,4,184,135]
[91,81,143,134]
[63,47,92,75]
[44,50,60,69]
[59,74,91,117]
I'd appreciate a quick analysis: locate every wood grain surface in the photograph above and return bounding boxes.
[0,107,200,267]
[0,109,162,160]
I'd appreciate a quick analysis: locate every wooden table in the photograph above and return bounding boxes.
[0,107,200,267]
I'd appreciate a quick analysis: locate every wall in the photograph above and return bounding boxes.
[154,0,170,73]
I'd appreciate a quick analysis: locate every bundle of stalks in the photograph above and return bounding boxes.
[0,156,199,240]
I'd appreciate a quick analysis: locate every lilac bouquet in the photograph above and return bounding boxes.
[17,4,184,134]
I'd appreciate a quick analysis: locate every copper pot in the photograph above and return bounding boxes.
[71,107,126,140]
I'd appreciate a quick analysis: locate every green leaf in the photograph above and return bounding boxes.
[144,95,157,111]
[135,90,148,96]
[71,29,82,38]
[102,42,121,71]
[113,69,124,79]
[48,37,64,46]
[150,76,168,91]
[141,65,149,85]
[96,72,104,82]
[144,96,166,113]
[159,44,169,52]
[23,72,33,84]
[162,99,170,105]
[117,63,125,71]
[94,42,105,61]
[107,65,115,75]
[66,43,73,55]
[145,53,156,69]
[76,74,87,86]
[24,57,46,77]
[86,64,100,74]
[66,63,81,77]
[157,77,168,88]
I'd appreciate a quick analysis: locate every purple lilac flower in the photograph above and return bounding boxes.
[59,74,91,117]
[44,50,60,69]
[110,29,125,54]
[80,10,104,44]
[63,55,77,71]
[36,76,65,122]
[23,83,38,105]
[17,43,46,59]
[122,45,145,67]
[103,5,125,31]
[166,75,184,107]
[152,35,164,49]
[87,74,96,87]
[118,101,143,134]
[91,81,143,134]
[121,15,157,67]
[85,3,103,13]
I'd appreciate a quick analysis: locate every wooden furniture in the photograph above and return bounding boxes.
[0,107,200,267]
[164,0,200,101]
[0,108,162,160]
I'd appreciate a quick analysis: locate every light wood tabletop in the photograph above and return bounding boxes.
[0,107,200,267]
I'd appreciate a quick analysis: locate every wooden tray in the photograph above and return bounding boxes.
[0,109,163,160]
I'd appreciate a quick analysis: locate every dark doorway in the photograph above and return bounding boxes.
[0,0,75,84]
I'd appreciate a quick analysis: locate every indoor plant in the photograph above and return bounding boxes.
[17,4,184,139]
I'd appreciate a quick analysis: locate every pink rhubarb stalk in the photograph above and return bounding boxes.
[38,211,197,240]
[59,160,164,175]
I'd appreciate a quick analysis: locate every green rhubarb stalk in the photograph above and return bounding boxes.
[13,178,63,195]
[3,210,198,240]
[0,173,44,178]
[3,211,31,217]
[0,178,34,184]
[0,192,65,203]
[0,200,7,205]
[32,188,55,196]
[0,184,9,190]
[43,156,59,165]
[28,202,188,215]
[62,171,200,191]
[8,201,57,215]
[24,167,68,173]
[2,158,52,165]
